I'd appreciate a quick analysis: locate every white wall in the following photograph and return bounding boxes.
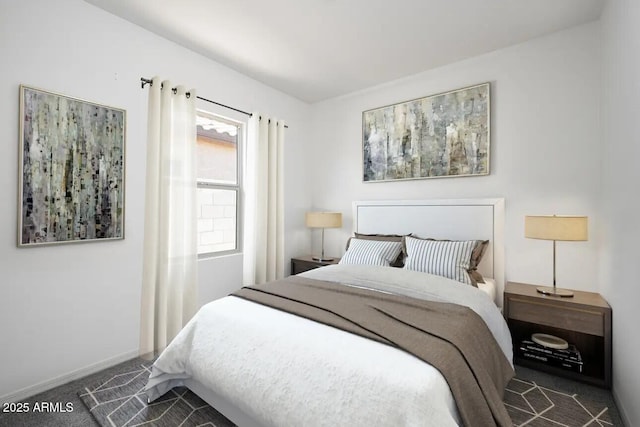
[0,0,310,401]
[600,0,640,425]
[308,23,602,296]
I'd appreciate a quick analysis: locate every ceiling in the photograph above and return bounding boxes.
[85,0,604,103]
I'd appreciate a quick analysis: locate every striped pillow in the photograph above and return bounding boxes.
[403,236,477,286]
[339,238,403,267]
[345,233,410,267]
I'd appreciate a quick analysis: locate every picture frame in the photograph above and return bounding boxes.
[18,85,126,246]
[362,82,490,182]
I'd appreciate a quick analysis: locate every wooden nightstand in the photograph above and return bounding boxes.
[290,255,340,275]
[504,282,612,388]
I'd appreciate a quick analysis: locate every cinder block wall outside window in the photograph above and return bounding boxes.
[197,188,236,253]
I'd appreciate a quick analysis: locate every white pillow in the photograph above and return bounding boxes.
[403,236,476,285]
[339,238,403,267]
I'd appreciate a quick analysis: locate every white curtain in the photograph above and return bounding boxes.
[243,114,285,285]
[140,77,198,355]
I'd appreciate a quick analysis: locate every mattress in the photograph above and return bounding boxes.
[478,277,497,303]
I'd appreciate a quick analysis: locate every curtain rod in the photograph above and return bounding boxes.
[140,77,288,128]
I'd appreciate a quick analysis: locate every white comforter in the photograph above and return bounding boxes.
[145,265,512,427]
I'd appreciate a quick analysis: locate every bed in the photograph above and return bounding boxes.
[145,198,512,427]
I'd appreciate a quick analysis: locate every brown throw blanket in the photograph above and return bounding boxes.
[233,275,514,427]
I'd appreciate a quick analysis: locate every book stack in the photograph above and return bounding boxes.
[519,339,583,373]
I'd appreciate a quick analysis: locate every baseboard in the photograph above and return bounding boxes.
[0,349,139,405]
[612,387,632,427]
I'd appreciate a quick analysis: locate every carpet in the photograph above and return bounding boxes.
[505,377,614,426]
[78,359,617,427]
[77,359,233,427]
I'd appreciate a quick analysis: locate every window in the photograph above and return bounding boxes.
[196,110,242,256]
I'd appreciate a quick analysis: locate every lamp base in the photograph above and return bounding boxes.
[536,286,574,298]
[312,256,334,262]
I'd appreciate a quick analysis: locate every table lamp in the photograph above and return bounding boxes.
[524,215,588,297]
[305,212,342,261]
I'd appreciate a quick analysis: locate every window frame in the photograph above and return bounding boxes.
[196,110,244,258]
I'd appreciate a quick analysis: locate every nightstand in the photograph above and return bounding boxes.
[504,282,612,388]
[290,255,340,275]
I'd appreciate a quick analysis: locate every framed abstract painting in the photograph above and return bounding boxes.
[363,82,490,182]
[18,85,126,246]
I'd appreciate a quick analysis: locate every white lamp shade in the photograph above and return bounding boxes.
[525,215,588,241]
[305,212,342,229]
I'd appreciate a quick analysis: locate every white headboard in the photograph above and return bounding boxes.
[353,198,505,306]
